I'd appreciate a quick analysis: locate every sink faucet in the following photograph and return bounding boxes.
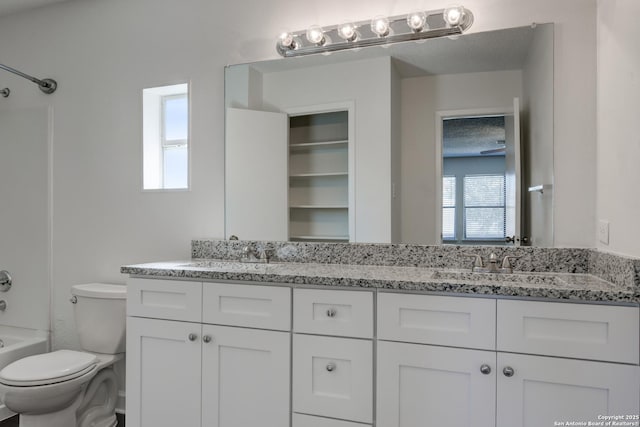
[240,245,270,263]
[464,253,519,273]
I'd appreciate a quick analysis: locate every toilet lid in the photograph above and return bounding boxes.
[0,349,98,387]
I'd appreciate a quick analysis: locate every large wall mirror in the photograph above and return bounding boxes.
[225,23,554,247]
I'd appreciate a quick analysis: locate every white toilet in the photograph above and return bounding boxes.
[0,283,126,427]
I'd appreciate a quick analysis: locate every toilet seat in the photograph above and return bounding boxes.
[0,350,98,387]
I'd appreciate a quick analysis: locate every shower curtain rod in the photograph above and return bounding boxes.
[0,63,57,95]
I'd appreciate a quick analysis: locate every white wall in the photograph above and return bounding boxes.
[596,0,640,258]
[522,24,554,247]
[0,0,599,373]
[0,107,50,332]
[400,70,523,244]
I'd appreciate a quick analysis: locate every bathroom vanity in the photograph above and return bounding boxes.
[122,242,640,427]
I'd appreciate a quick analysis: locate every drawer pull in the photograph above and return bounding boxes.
[480,364,491,375]
[188,333,198,342]
[202,335,212,343]
[503,366,515,377]
[326,308,337,318]
[326,362,336,372]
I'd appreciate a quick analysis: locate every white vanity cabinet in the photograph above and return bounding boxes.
[497,352,639,427]
[201,324,290,427]
[126,276,639,427]
[376,293,640,427]
[495,299,640,427]
[376,293,497,427]
[127,316,203,427]
[292,288,374,426]
[377,341,497,426]
[126,278,291,427]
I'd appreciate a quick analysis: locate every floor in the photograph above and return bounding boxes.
[0,417,16,427]
[0,413,125,426]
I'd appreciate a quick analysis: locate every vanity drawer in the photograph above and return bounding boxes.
[127,278,202,322]
[202,282,291,331]
[377,293,496,350]
[497,300,639,364]
[293,334,373,423]
[294,288,373,338]
[293,413,370,427]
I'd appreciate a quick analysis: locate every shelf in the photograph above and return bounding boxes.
[289,172,348,178]
[288,110,349,245]
[289,140,348,149]
[290,205,348,209]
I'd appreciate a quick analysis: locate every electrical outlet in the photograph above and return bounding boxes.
[598,220,610,245]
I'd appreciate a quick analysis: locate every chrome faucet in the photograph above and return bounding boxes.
[464,253,519,273]
[240,245,270,263]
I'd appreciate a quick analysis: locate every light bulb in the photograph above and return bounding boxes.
[306,25,326,45]
[278,32,296,50]
[337,22,357,42]
[443,6,464,26]
[407,11,427,32]
[371,16,390,37]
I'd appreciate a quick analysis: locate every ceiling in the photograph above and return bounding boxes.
[0,0,71,18]
[443,116,506,158]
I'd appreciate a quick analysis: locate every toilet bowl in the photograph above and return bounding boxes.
[0,283,126,427]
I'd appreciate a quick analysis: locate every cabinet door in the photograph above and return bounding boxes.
[497,353,640,427]
[293,334,373,423]
[225,107,288,241]
[201,324,290,427]
[377,341,496,427]
[126,317,202,427]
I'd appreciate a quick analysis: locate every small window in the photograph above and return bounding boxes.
[143,83,189,190]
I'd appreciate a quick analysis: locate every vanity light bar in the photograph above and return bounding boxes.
[277,6,474,57]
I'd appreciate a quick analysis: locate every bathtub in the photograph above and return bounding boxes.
[0,325,49,420]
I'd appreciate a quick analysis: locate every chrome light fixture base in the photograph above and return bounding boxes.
[277,6,474,58]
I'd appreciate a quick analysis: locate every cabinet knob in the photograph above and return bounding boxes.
[480,364,491,375]
[326,362,336,372]
[202,335,212,343]
[188,333,198,342]
[503,366,515,377]
[326,308,337,318]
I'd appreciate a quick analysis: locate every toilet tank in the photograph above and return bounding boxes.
[71,283,126,354]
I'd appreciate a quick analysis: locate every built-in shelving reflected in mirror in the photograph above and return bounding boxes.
[225,23,554,247]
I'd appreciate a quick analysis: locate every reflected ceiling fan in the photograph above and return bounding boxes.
[480,139,506,155]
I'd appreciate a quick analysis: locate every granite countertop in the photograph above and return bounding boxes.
[121,259,639,304]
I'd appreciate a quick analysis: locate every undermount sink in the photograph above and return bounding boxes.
[178,260,276,273]
[429,270,567,286]
[177,261,569,287]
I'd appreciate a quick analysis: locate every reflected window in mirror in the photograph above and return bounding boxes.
[441,116,509,245]
[442,176,456,240]
[142,83,190,190]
